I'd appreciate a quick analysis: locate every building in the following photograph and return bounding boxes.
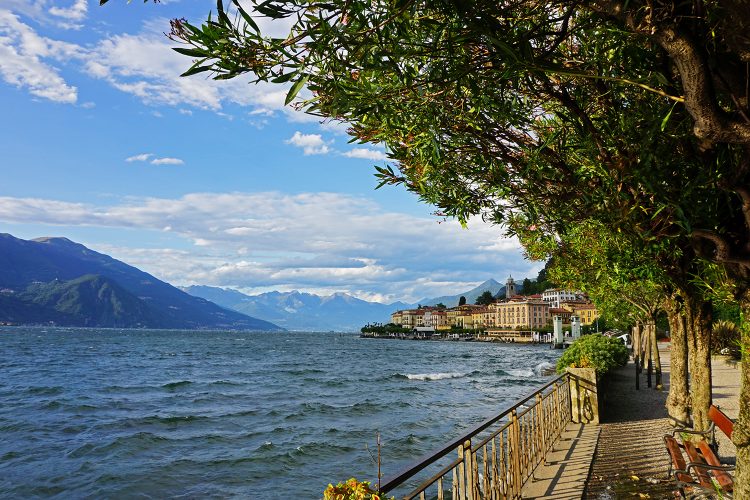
[491,297,550,329]
[506,276,517,299]
[542,289,581,308]
[570,302,599,326]
[549,307,573,323]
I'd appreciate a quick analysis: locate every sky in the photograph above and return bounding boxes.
[0,0,543,303]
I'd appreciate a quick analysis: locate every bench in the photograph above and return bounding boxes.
[664,405,735,497]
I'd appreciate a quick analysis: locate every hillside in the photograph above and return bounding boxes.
[0,234,283,330]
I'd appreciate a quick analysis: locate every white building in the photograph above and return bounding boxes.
[542,289,581,308]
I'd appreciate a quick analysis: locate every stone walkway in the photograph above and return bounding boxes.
[524,343,741,500]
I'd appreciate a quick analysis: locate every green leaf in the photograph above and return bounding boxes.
[660,103,677,132]
[180,63,212,77]
[173,47,210,57]
[232,0,259,33]
[285,75,309,105]
[271,72,297,84]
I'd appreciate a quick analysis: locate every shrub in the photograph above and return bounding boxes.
[556,333,629,375]
[711,320,742,359]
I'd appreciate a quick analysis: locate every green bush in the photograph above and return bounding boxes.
[711,320,742,359]
[556,333,629,375]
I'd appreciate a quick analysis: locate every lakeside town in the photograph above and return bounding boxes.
[363,276,600,343]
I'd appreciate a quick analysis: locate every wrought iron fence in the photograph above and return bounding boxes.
[380,373,575,499]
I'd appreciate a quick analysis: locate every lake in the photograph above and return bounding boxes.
[0,328,561,499]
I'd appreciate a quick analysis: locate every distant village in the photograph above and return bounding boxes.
[373,277,600,342]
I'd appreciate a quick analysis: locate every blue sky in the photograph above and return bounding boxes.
[0,0,542,303]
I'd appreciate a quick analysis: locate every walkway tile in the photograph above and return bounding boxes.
[522,423,599,499]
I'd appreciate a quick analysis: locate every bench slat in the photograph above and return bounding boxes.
[664,436,693,484]
[684,441,713,488]
[709,405,734,439]
[697,440,733,491]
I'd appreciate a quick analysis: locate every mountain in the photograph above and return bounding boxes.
[421,279,507,307]
[0,234,283,330]
[183,285,412,332]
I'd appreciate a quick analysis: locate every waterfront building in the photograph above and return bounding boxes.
[423,310,449,329]
[549,307,573,323]
[569,302,599,326]
[491,297,550,329]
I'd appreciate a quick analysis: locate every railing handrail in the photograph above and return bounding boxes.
[380,372,570,493]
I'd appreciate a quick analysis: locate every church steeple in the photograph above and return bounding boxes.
[506,275,516,299]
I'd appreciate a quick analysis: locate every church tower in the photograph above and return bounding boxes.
[506,275,516,299]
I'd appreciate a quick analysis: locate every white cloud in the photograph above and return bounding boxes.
[0,192,534,302]
[343,148,388,161]
[49,0,87,21]
[286,131,331,155]
[126,153,153,162]
[150,157,184,165]
[0,10,80,103]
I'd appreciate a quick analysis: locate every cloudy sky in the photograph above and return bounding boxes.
[0,0,542,303]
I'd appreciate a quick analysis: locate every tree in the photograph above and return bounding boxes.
[475,290,495,306]
[458,296,466,306]
[160,1,750,491]
[435,302,446,309]
[521,278,532,295]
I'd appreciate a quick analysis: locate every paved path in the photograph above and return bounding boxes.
[524,343,741,500]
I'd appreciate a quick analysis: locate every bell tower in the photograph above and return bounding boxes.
[506,275,516,299]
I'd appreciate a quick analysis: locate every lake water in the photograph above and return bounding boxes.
[0,328,561,499]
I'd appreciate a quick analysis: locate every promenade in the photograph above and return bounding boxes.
[522,343,741,499]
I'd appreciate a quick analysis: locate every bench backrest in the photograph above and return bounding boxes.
[709,404,734,438]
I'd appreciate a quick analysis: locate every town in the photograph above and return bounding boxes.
[363,277,601,343]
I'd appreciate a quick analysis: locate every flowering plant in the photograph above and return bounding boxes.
[323,478,393,500]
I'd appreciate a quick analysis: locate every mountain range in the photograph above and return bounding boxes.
[420,278,509,307]
[182,278,517,332]
[182,285,413,332]
[0,234,282,330]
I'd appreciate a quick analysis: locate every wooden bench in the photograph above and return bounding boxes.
[664,405,735,497]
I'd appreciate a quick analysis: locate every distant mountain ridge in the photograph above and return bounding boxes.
[0,233,282,330]
[421,279,509,307]
[182,285,412,332]
[182,278,524,331]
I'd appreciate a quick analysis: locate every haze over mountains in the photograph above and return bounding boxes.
[0,234,281,330]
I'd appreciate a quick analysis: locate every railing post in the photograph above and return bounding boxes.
[511,409,522,498]
[536,393,546,465]
[457,443,466,500]
[463,439,474,500]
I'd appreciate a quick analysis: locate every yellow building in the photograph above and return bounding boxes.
[573,303,599,325]
[491,298,549,329]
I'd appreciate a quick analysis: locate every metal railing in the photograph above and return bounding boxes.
[380,373,575,499]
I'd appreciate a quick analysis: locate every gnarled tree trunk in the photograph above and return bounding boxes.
[685,294,713,431]
[665,297,690,425]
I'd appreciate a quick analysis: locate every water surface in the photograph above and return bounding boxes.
[0,328,560,498]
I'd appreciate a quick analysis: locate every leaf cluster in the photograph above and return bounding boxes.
[556,333,629,375]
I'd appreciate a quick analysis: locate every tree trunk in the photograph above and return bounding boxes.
[644,321,652,388]
[665,299,690,426]
[648,320,663,390]
[685,294,713,431]
[732,296,750,499]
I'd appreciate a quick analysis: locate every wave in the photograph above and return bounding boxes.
[497,362,557,379]
[396,372,467,381]
[162,381,192,390]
